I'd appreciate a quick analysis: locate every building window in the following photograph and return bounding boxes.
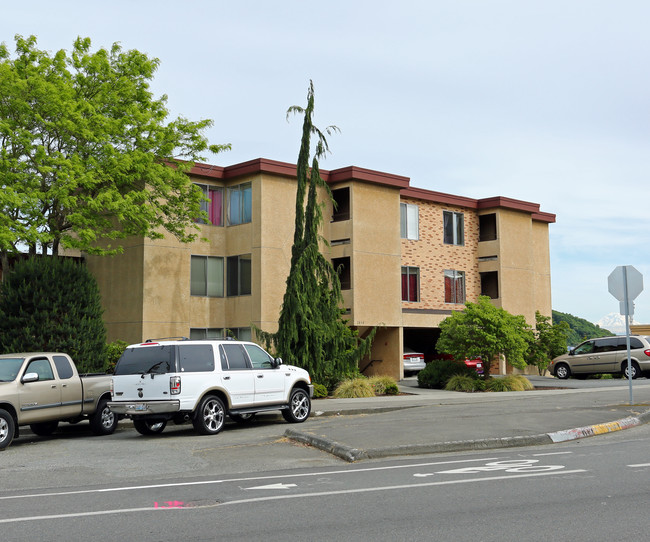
[332,257,351,290]
[444,270,465,304]
[400,203,419,240]
[401,266,420,302]
[332,187,350,222]
[479,213,497,242]
[480,271,499,299]
[226,327,252,341]
[443,211,464,246]
[227,254,251,296]
[191,256,224,297]
[195,184,224,226]
[190,328,224,340]
[227,182,252,225]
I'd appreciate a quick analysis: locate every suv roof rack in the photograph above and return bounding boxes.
[144,337,190,343]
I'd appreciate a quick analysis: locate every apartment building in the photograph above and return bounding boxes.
[86,158,555,379]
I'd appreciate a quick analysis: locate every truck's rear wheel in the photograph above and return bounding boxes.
[29,421,59,436]
[89,399,118,435]
[133,419,167,435]
[0,408,15,450]
[193,396,225,435]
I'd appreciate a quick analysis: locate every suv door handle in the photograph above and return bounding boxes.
[257,375,264,378]
[223,376,231,380]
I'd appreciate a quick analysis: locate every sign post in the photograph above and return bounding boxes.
[608,265,643,405]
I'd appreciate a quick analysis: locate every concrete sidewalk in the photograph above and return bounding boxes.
[285,376,650,461]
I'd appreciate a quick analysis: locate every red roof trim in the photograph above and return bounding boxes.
[188,158,554,222]
[401,187,478,208]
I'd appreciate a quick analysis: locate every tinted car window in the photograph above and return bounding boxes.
[53,355,74,379]
[221,344,250,370]
[179,345,215,372]
[244,344,274,369]
[594,338,618,353]
[573,341,594,355]
[26,358,55,381]
[114,346,175,375]
[629,337,644,349]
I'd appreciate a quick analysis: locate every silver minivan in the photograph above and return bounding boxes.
[548,335,650,379]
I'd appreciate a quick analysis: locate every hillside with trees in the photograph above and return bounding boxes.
[552,310,613,346]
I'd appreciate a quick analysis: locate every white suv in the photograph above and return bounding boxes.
[108,339,313,436]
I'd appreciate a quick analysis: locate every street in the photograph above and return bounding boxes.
[2,414,650,541]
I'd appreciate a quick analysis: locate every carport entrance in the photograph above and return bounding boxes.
[403,327,442,362]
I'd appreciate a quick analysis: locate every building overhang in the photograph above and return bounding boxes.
[188,158,555,223]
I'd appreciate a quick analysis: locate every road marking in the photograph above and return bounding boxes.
[628,463,650,468]
[221,469,588,507]
[531,451,573,456]
[0,456,500,501]
[435,460,565,475]
[0,469,588,524]
[244,483,297,490]
[0,507,164,524]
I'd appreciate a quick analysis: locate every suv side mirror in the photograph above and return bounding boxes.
[273,357,283,368]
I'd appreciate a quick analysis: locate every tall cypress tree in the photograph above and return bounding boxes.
[258,82,374,388]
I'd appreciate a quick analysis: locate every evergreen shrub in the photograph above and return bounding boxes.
[312,383,329,398]
[105,340,129,373]
[417,359,476,389]
[0,257,106,372]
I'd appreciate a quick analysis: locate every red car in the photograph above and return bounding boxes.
[464,357,484,375]
[437,353,484,375]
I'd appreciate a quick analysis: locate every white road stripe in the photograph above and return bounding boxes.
[0,456,501,501]
[627,463,650,468]
[0,469,587,524]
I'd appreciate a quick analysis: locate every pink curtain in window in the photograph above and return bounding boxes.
[209,188,223,226]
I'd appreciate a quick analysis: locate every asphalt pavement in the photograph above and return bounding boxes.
[285,375,650,461]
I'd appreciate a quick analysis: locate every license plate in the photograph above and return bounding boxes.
[133,403,147,411]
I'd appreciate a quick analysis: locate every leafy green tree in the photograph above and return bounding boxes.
[552,310,613,346]
[527,311,570,375]
[0,256,106,372]
[0,35,229,273]
[436,296,532,378]
[257,82,374,389]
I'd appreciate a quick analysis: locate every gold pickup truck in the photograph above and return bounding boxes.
[0,352,117,449]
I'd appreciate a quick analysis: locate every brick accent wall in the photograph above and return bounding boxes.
[401,197,480,311]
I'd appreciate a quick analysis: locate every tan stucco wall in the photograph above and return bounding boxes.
[362,326,402,380]
[337,182,402,328]
[86,163,554,380]
[85,237,146,344]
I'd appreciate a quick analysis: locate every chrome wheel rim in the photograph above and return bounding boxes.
[101,407,115,430]
[203,399,224,432]
[291,392,309,420]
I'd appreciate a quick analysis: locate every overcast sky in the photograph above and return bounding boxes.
[3,1,649,327]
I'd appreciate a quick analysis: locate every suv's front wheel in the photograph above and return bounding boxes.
[282,388,311,423]
[193,395,225,435]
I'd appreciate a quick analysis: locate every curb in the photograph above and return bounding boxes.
[284,409,650,462]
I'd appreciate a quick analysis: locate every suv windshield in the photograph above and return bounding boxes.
[114,346,176,375]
